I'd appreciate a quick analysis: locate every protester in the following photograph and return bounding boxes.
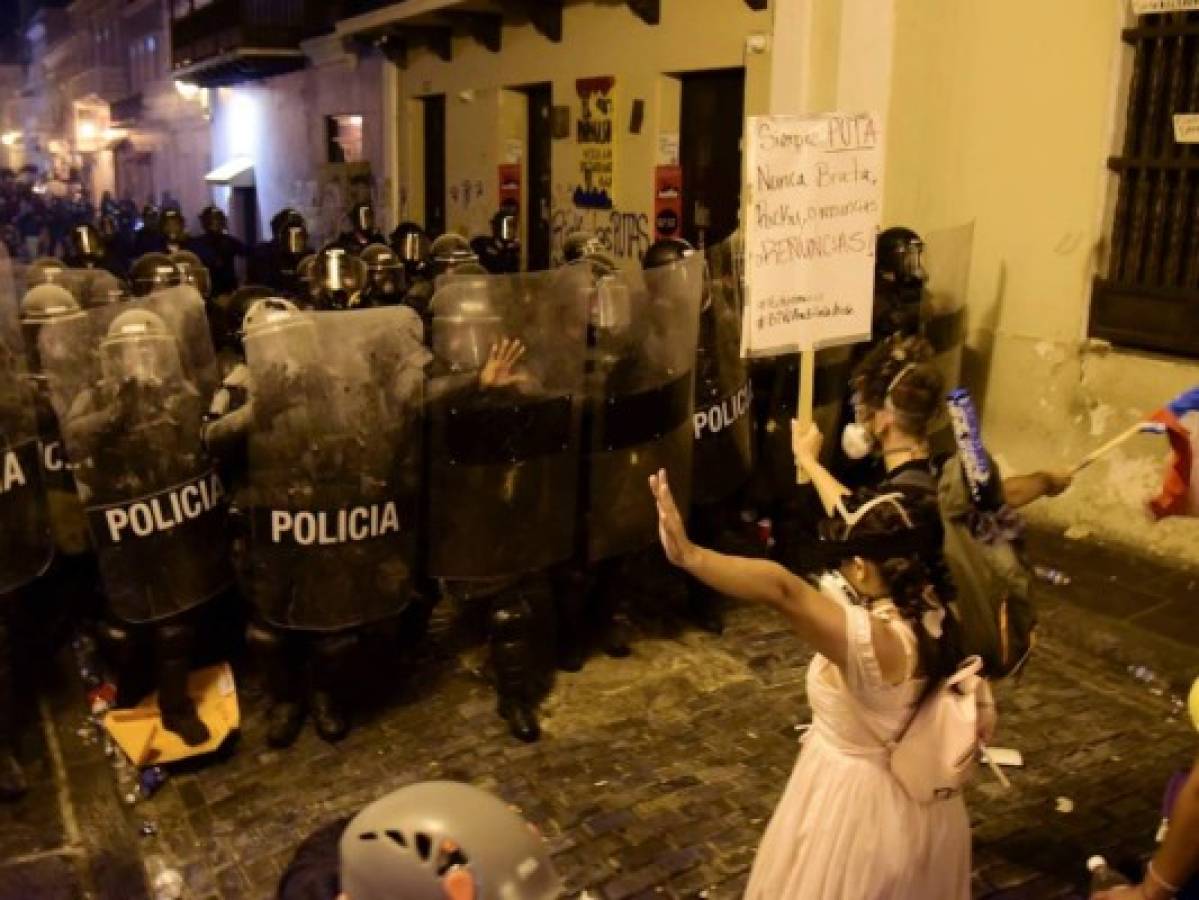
[650,464,986,899]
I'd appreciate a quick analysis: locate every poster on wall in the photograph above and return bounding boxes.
[574,76,616,210]
[654,165,683,242]
[499,163,522,209]
[741,112,884,357]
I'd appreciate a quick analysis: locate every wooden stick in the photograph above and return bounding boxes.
[795,349,816,485]
[1071,421,1158,474]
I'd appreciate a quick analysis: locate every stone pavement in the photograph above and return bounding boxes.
[0,531,1195,900]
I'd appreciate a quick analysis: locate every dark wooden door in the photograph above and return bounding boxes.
[422,94,446,237]
[680,68,745,248]
[524,83,552,271]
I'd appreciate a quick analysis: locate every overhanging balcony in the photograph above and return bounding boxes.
[171,0,330,88]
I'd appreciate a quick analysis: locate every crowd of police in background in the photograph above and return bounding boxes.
[0,177,950,801]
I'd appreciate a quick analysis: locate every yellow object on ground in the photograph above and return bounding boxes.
[103,663,239,766]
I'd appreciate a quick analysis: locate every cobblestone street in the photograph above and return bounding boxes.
[1,531,1196,900]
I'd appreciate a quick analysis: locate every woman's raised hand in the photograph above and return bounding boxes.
[649,468,698,569]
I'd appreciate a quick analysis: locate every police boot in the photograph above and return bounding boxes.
[155,622,210,747]
[490,594,541,743]
[248,623,306,749]
[311,633,355,744]
[550,568,586,673]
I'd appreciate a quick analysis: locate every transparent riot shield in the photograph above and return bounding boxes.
[38,286,231,623]
[245,306,427,631]
[0,245,53,592]
[583,251,703,563]
[693,237,753,507]
[425,270,587,580]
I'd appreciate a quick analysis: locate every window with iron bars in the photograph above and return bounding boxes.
[1090,10,1199,359]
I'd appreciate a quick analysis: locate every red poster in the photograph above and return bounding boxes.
[499,164,521,208]
[654,165,683,241]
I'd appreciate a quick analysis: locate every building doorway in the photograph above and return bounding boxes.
[522,82,552,271]
[422,95,446,238]
[679,67,745,248]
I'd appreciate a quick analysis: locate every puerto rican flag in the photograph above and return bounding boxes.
[1148,387,1199,520]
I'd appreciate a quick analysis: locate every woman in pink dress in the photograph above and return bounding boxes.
[649,465,988,900]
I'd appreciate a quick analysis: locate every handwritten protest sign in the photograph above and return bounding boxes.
[742,112,884,357]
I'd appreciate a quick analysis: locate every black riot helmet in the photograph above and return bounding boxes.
[26,256,67,290]
[199,205,227,236]
[350,202,376,235]
[225,285,274,354]
[491,205,519,244]
[314,246,368,310]
[429,233,480,276]
[141,204,161,232]
[360,243,404,302]
[161,208,187,244]
[876,227,927,288]
[390,222,430,270]
[70,223,106,265]
[130,252,182,297]
[170,249,212,298]
[642,237,695,271]
[270,207,300,240]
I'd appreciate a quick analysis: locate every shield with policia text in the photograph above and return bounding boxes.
[0,243,53,593]
[243,303,427,631]
[39,284,231,623]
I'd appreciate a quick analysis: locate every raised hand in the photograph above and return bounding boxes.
[479,338,531,389]
[648,468,698,568]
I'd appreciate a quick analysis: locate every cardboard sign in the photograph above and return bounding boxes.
[499,163,521,208]
[654,165,683,241]
[741,112,884,356]
[1133,0,1199,13]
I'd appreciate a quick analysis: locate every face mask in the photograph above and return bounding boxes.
[841,422,875,460]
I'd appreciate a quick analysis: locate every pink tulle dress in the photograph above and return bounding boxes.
[744,576,972,900]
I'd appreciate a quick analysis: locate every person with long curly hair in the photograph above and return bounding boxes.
[649,467,988,900]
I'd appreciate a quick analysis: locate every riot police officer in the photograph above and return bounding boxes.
[312,246,369,310]
[49,306,231,746]
[422,272,587,741]
[189,206,246,299]
[253,209,311,298]
[359,244,406,307]
[471,205,521,274]
[336,203,387,254]
[203,298,427,747]
[160,208,189,256]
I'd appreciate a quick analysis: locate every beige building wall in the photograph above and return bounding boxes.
[883,0,1199,563]
[395,0,771,265]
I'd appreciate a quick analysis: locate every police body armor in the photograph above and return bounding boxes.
[580,253,703,562]
[424,272,586,580]
[0,244,53,592]
[243,304,427,631]
[692,237,752,506]
[39,286,230,623]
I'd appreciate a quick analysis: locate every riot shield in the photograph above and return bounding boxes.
[693,237,753,507]
[583,252,703,563]
[38,286,231,623]
[0,246,53,593]
[244,306,427,631]
[425,271,586,580]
